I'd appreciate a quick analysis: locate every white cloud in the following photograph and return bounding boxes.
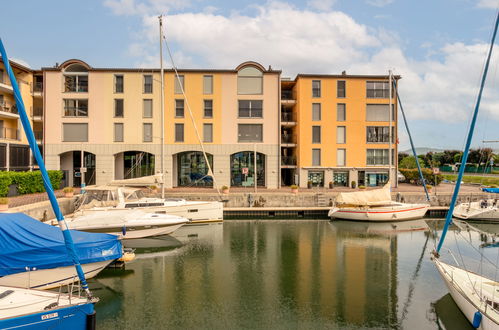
[366,0,394,8]
[307,0,336,11]
[103,0,190,16]
[106,0,499,126]
[477,0,499,9]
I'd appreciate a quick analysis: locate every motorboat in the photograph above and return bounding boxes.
[328,183,429,221]
[76,185,223,224]
[0,286,97,329]
[453,199,499,221]
[0,213,123,290]
[62,209,189,239]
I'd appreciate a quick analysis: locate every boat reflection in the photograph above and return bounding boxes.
[329,219,429,236]
[429,294,474,330]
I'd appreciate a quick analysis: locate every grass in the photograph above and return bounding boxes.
[442,174,499,187]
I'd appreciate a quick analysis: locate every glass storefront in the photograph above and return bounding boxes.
[308,171,324,187]
[124,151,155,179]
[366,172,389,186]
[177,151,213,187]
[231,152,265,187]
[333,171,349,187]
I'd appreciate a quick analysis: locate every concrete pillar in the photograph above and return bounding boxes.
[349,169,358,188]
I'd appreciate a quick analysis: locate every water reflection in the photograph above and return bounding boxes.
[94,220,465,329]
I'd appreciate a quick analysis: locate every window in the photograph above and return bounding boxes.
[312,80,321,97]
[367,126,394,143]
[115,75,124,93]
[64,99,88,117]
[175,123,184,142]
[238,66,263,94]
[337,126,346,144]
[238,100,263,118]
[63,123,88,142]
[312,149,321,166]
[175,99,184,118]
[143,123,152,142]
[204,100,213,118]
[367,81,390,98]
[312,126,321,144]
[203,124,213,142]
[143,75,153,93]
[174,75,184,94]
[203,75,213,94]
[64,75,88,92]
[337,149,346,166]
[143,99,153,118]
[366,104,393,121]
[312,103,321,121]
[0,69,3,84]
[114,99,123,117]
[367,149,392,165]
[337,80,346,98]
[238,124,263,142]
[114,123,124,142]
[337,103,346,121]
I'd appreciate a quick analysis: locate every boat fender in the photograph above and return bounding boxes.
[86,310,97,330]
[122,225,126,236]
[472,311,482,328]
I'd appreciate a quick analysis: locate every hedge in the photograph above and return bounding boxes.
[399,168,443,185]
[0,171,63,197]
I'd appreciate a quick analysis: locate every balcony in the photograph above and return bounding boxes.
[34,130,43,141]
[32,107,43,121]
[0,79,13,94]
[281,134,297,145]
[32,82,43,97]
[281,112,296,125]
[281,156,297,166]
[0,102,19,119]
[0,127,20,141]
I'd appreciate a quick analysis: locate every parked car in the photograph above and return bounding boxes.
[397,171,406,182]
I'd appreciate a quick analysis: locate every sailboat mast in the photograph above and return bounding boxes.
[389,70,393,186]
[159,15,165,199]
[436,12,499,254]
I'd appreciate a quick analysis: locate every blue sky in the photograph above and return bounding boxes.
[1,0,499,151]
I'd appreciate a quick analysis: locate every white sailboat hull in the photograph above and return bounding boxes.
[453,201,499,221]
[0,260,112,290]
[433,258,499,329]
[126,201,223,224]
[328,203,429,221]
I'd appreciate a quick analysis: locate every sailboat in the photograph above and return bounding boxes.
[328,182,429,221]
[431,11,499,329]
[0,40,99,328]
[453,187,499,221]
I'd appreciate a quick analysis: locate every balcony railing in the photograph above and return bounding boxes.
[32,82,43,93]
[0,127,19,140]
[34,130,43,140]
[0,103,18,115]
[281,112,296,122]
[281,134,297,144]
[32,107,43,117]
[281,156,297,166]
[281,90,294,100]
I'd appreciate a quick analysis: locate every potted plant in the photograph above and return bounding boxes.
[290,184,299,194]
[351,181,357,189]
[359,185,366,189]
[149,185,158,193]
[426,184,433,193]
[0,197,8,211]
[221,185,229,194]
[63,186,74,198]
[328,181,334,189]
[307,181,312,189]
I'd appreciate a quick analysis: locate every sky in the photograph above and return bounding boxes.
[1,0,499,151]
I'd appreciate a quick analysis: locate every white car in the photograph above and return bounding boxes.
[397,171,406,182]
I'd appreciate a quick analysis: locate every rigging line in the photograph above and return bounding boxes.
[436,11,499,254]
[161,24,222,200]
[453,221,499,269]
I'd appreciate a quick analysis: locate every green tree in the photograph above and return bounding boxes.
[399,156,424,169]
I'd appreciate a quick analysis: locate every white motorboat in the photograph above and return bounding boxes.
[77,186,223,224]
[328,184,429,221]
[0,285,97,329]
[433,258,499,329]
[453,199,499,221]
[63,209,189,239]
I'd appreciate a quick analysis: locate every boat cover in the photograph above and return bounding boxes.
[0,213,122,277]
[482,187,499,193]
[335,183,392,206]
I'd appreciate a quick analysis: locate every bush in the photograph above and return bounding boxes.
[0,171,63,197]
[63,186,74,193]
[290,184,298,189]
[399,168,443,185]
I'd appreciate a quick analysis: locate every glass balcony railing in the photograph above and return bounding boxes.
[281,134,297,144]
[0,127,19,140]
[281,156,297,166]
[0,103,19,115]
[281,112,296,122]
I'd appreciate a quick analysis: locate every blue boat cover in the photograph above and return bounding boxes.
[482,187,499,193]
[0,213,122,277]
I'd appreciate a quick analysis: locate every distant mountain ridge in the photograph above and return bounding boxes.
[400,147,446,155]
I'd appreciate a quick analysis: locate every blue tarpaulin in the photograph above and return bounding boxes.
[0,213,122,277]
[482,187,499,193]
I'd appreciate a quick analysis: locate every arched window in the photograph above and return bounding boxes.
[238,66,263,95]
[63,62,89,92]
[177,151,214,187]
[230,151,265,187]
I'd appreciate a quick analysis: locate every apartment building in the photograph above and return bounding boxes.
[280,73,399,188]
[42,60,281,188]
[0,59,38,171]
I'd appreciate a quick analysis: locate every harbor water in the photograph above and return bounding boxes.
[93,220,497,329]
